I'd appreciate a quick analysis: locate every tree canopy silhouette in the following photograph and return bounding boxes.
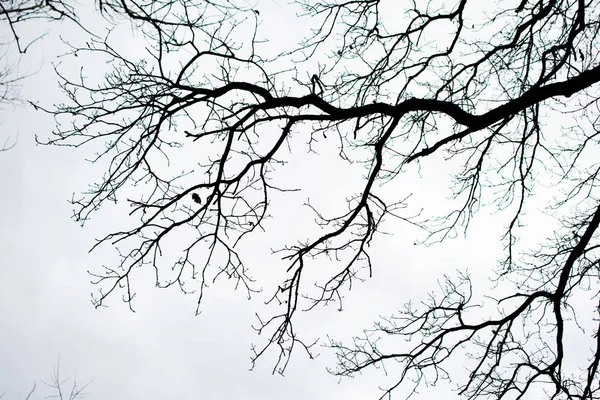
[32,0,600,398]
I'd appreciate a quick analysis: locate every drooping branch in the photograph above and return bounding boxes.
[36,0,600,397]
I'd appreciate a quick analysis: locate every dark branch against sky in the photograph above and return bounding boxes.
[2,0,600,398]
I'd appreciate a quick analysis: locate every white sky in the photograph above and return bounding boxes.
[0,1,565,399]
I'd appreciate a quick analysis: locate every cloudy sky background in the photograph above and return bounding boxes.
[0,2,553,399]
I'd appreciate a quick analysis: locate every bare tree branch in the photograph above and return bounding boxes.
[31,0,600,397]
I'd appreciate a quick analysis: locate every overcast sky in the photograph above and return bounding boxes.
[0,2,529,399]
